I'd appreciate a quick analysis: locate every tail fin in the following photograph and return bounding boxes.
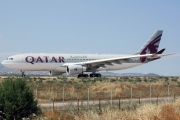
[135,30,163,55]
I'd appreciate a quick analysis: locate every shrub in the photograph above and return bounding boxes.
[0,78,40,119]
[171,79,178,82]
[178,82,180,87]
[135,78,142,83]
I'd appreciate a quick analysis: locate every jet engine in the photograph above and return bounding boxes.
[66,65,86,75]
[49,71,64,76]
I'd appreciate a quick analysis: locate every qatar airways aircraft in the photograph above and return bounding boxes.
[1,30,172,77]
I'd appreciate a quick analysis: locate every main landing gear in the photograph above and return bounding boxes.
[77,74,88,78]
[90,73,101,77]
[77,73,102,78]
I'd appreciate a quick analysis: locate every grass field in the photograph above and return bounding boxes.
[21,76,180,102]
[1,76,180,102]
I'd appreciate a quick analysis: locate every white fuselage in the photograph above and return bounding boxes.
[1,30,167,76]
[1,53,144,73]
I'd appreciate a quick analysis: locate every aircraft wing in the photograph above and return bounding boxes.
[62,54,171,67]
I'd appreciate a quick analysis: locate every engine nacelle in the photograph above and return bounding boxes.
[66,65,86,75]
[49,71,64,76]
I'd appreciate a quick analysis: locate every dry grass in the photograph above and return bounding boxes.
[1,77,180,120]
[36,81,180,102]
[42,110,74,120]
[74,100,180,120]
[0,76,178,102]
[1,76,180,102]
[34,100,180,120]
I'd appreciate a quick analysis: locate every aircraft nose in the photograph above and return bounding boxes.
[1,60,8,67]
[1,60,5,65]
[1,60,11,69]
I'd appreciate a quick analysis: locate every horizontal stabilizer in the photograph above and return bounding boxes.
[156,48,165,54]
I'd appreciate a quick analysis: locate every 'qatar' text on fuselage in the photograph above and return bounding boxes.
[25,56,65,64]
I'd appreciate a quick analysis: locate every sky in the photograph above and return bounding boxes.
[0,1,180,76]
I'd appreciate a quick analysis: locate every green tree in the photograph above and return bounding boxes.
[0,78,40,120]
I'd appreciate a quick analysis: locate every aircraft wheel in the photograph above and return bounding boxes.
[77,74,83,78]
[90,73,101,77]
[83,74,88,77]
[98,74,101,77]
[95,73,101,77]
[78,74,88,78]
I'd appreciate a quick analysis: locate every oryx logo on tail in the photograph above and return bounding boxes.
[135,30,163,63]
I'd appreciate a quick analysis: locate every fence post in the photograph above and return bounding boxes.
[150,83,152,103]
[139,96,140,104]
[110,84,113,107]
[87,83,91,110]
[77,99,79,111]
[168,83,170,101]
[62,83,66,110]
[36,80,40,100]
[156,95,158,106]
[174,94,175,103]
[53,98,54,111]
[81,99,83,110]
[119,96,121,110]
[52,87,54,111]
[99,97,101,111]
[131,83,134,105]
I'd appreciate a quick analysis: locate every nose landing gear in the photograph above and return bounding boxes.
[21,71,25,77]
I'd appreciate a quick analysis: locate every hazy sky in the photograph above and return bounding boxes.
[0,1,180,76]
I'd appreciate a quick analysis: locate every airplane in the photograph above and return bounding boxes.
[1,30,172,77]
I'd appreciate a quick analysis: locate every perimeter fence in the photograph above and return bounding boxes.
[32,77,180,112]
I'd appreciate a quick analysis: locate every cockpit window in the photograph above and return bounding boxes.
[6,58,13,60]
